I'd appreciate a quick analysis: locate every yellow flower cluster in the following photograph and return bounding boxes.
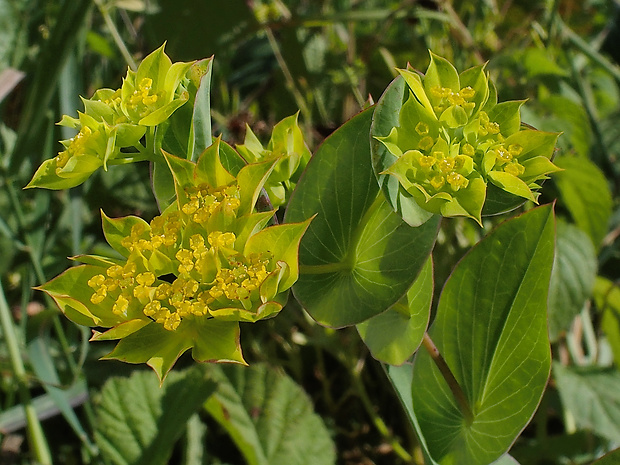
[87,182,274,331]
[127,78,164,119]
[181,185,241,223]
[55,126,100,173]
[412,122,472,194]
[430,85,476,114]
[408,106,525,197]
[488,143,525,177]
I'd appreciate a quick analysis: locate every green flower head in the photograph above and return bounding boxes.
[236,113,311,207]
[26,43,194,190]
[39,140,311,382]
[377,51,560,224]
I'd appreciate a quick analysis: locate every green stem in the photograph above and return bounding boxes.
[0,282,52,465]
[559,18,620,85]
[351,363,413,462]
[421,333,474,425]
[93,0,137,71]
[264,27,313,131]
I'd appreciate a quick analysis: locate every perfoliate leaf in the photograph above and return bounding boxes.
[357,256,432,365]
[286,108,439,327]
[411,205,555,464]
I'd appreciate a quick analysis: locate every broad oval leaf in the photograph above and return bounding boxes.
[554,363,620,445]
[410,204,555,464]
[554,156,612,248]
[357,255,433,365]
[548,221,597,342]
[204,363,336,465]
[94,366,216,465]
[286,108,439,327]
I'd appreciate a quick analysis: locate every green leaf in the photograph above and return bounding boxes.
[286,108,439,327]
[357,256,432,365]
[593,448,620,464]
[411,205,555,464]
[94,366,216,465]
[554,156,612,248]
[553,363,620,444]
[397,68,435,116]
[190,57,213,161]
[487,100,525,137]
[236,159,276,217]
[163,150,196,189]
[502,129,559,162]
[488,170,536,201]
[593,277,620,366]
[371,76,435,227]
[548,221,597,341]
[204,363,336,465]
[194,137,236,188]
[152,161,177,212]
[102,322,194,382]
[459,64,489,117]
[385,364,439,465]
[424,51,460,107]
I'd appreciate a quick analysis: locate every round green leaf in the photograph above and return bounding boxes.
[286,108,439,328]
[357,256,432,365]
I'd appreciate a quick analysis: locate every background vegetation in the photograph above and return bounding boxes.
[1,0,620,463]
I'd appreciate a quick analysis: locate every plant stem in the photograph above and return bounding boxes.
[351,361,413,462]
[558,18,620,85]
[93,0,137,71]
[264,27,313,133]
[421,333,474,424]
[0,282,53,465]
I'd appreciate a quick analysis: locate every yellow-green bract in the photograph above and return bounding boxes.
[39,139,311,382]
[376,51,560,224]
[26,44,194,190]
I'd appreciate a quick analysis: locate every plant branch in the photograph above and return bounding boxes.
[421,333,474,425]
[351,358,414,462]
[93,0,137,71]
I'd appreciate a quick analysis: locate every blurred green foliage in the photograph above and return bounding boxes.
[2,0,620,464]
